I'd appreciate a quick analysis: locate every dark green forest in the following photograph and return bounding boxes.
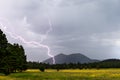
[27,59,120,71]
[0,29,27,75]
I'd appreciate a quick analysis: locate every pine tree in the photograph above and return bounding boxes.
[0,29,8,60]
[6,43,27,72]
[0,29,11,75]
[0,29,27,75]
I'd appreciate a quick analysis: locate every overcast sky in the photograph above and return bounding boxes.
[0,0,120,62]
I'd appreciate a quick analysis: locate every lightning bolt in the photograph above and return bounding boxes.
[0,17,55,64]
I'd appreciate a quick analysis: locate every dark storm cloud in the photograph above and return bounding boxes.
[1,0,120,61]
[44,0,120,60]
[30,0,120,60]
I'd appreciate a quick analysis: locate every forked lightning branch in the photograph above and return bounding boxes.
[0,17,55,64]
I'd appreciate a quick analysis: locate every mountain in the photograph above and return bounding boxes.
[102,59,120,62]
[43,53,99,64]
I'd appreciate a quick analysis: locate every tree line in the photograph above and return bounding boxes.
[27,59,120,71]
[0,29,27,75]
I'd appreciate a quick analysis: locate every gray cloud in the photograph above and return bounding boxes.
[0,0,120,61]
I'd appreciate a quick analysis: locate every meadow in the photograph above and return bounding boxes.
[0,69,120,80]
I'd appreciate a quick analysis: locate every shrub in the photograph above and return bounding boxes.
[39,66,45,72]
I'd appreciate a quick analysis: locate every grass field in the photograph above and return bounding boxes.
[0,69,120,80]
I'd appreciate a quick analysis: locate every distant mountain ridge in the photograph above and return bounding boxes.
[43,53,99,64]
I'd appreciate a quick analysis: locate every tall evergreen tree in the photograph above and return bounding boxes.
[0,29,8,61]
[0,29,10,75]
[6,43,27,72]
[0,29,27,75]
[12,44,27,72]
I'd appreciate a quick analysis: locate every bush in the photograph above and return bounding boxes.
[39,66,45,72]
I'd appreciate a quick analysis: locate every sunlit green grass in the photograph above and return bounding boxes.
[0,69,120,80]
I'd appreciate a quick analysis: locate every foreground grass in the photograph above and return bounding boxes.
[0,69,120,80]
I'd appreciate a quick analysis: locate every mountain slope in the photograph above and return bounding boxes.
[43,53,99,64]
